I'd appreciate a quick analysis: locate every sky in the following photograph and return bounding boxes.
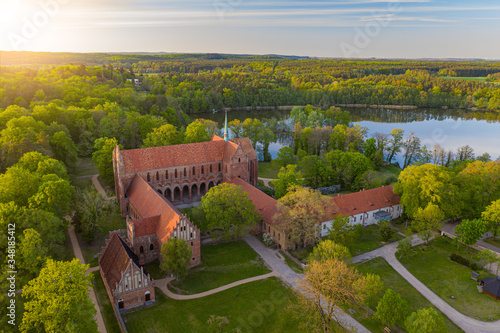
[0,0,499,58]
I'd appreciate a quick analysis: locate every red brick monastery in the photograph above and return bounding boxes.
[99,115,402,312]
[99,115,259,311]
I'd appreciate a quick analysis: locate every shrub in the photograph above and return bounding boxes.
[378,220,396,242]
[262,233,275,247]
[449,253,480,271]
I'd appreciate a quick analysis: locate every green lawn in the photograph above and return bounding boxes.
[280,250,304,273]
[483,237,500,250]
[74,157,98,177]
[356,257,463,333]
[258,162,281,179]
[125,278,304,333]
[92,271,122,333]
[170,240,271,294]
[348,224,403,257]
[289,246,314,264]
[399,236,500,321]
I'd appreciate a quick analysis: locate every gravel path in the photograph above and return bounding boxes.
[68,224,107,333]
[244,235,371,333]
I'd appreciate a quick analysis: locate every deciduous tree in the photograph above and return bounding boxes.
[294,258,366,332]
[376,289,408,328]
[160,238,191,280]
[201,183,259,240]
[92,137,122,184]
[272,164,302,199]
[455,218,487,248]
[142,124,181,148]
[21,259,98,333]
[413,203,444,245]
[405,307,447,333]
[308,240,351,263]
[482,199,500,238]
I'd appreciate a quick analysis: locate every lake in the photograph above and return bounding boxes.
[194,107,500,165]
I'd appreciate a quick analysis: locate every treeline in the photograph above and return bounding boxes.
[2,54,500,116]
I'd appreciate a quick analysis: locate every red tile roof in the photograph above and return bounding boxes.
[230,138,257,158]
[132,215,161,237]
[121,140,226,174]
[126,175,183,241]
[226,177,278,225]
[331,185,400,216]
[99,233,139,292]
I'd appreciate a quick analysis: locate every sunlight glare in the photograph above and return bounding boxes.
[0,0,20,23]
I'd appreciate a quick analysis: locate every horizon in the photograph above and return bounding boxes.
[1,0,499,59]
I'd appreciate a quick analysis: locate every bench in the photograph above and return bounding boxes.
[471,272,480,281]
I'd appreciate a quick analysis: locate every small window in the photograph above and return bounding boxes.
[210,165,212,173]
[323,224,326,230]
[175,169,177,178]
[140,246,144,254]
[190,232,193,238]
[150,244,154,251]
[219,163,221,172]
[166,170,168,179]
[156,172,159,181]
[184,168,187,177]
[201,166,204,174]
[193,166,195,175]
[191,241,193,246]
[238,158,241,163]
[192,257,195,261]
[353,216,356,222]
[147,173,150,182]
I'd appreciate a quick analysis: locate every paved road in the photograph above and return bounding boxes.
[244,235,371,333]
[156,272,279,300]
[68,224,107,333]
[352,236,500,333]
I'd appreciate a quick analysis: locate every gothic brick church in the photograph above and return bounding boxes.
[99,117,259,311]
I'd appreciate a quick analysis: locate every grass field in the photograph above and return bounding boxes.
[92,271,122,333]
[125,278,304,333]
[348,224,403,257]
[444,76,488,82]
[289,224,402,263]
[356,257,463,333]
[258,162,281,179]
[74,157,98,177]
[169,240,271,294]
[399,236,500,321]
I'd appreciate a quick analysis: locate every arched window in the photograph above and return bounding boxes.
[201,166,204,174]
[156,172,159,181]
[184,168,187,177]
[147,173,150,182]
[166,170,168,180]
[140,246,144,254]
[150,244,154,251]
[175,169,178,178]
